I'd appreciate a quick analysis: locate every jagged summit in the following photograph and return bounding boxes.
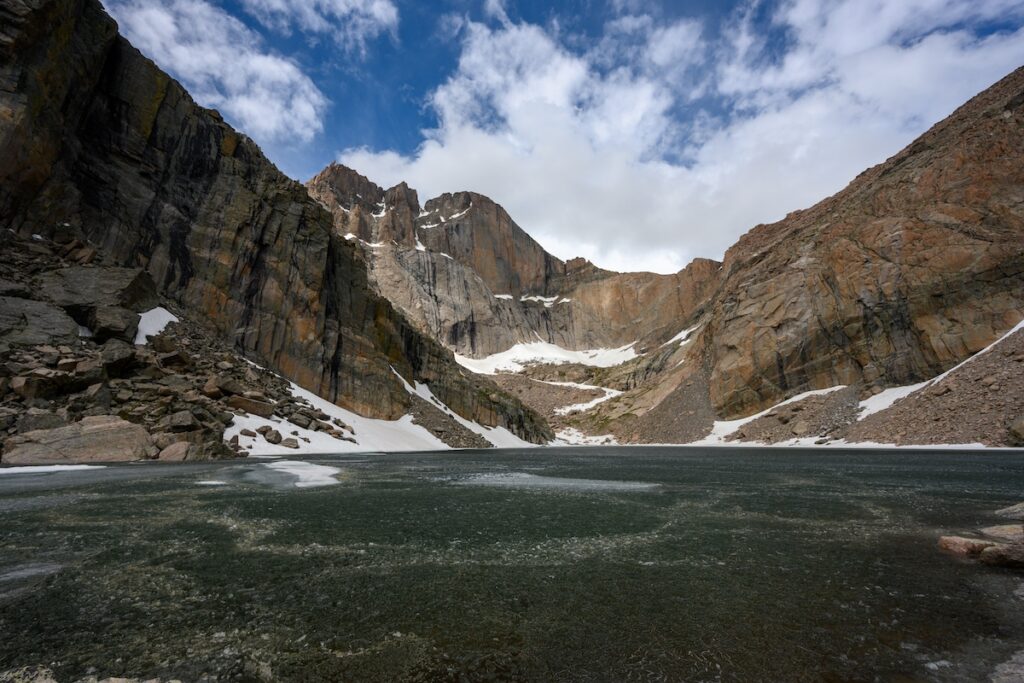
[306,164,718,358]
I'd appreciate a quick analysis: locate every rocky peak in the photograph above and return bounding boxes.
[307,163,384,212]
[417,191,566,296]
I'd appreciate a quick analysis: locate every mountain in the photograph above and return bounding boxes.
[307,164,720,358]
[0,0,552,458]
[2,0,1021,457]
[310,67,1024,447]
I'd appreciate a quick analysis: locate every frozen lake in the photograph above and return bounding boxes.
[1,446,1024,681]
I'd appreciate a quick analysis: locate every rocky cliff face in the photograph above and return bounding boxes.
[0,0,551,443]
[698,65,1024,418]
[307,168,722,357]
[569,66,1024,444]
[308,67,1024,448]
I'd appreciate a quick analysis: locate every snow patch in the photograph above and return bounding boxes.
[553,428,619,445]
[520,295,559,307]
[415,238,426,252]
[456,471,658,492]
[694,386,848,445]
[534,379,623,415]
[662,324,701,347]
[493,294,514,300]
[858,382,930,418]
[455,341,639,374]
[134,307,179,345]
[224,381,450,456]
[391,368,535,448]
[0,465,106,475]
[344,232,357,240]
[856,319,1024,419]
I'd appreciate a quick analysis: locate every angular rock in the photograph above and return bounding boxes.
[159,410,198,433]
[280,437,299,449]
[2,415,154,464]
[979,543,1024,569]
[88,306,139,343]
[264,429,282,445]
[226,395,275,418]
[995,502,1024,520]
[937,535,997,557]
[37,266,158,318]
[100,339,136,376]
[1010,416,1024,447]
[0,0,553,444]
[0,297,80,349]
[158,442,191,461]
[16,409,66,433]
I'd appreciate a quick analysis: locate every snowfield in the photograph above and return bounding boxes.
[455,341,639,374]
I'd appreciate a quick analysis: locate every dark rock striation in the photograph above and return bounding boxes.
[0,0,551,444]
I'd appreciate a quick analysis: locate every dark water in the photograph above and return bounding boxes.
[2,447,1024,682]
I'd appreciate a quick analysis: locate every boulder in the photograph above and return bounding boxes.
[37,266,158,318]
[157,441,191,461]
[937,535,997,557]
[99,339,136,376]
[2,415,154,464]
[280,437,299,449]
[16,409,66,433]
[226,395,275,418]
[995,502,1024,519]
[979,543,1024,569]
[88,306,139,343]
[1009,416,1024,447]
[0,297,80,348]
[264,429,282,445]
[215,376,247,396]
[156,410,199,433]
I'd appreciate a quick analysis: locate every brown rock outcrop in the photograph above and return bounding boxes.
[0,0,551,444]
[3,415,154,464]
[307,169,722,357]
[698,66,1024,419]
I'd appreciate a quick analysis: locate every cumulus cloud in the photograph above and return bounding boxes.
[341,0,1024,273]
[105,0,329,145]
[237,0,398,54]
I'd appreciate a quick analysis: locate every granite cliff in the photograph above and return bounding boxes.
[307,164,719,357]
[309,68,1024,447]
[0,0,553,450]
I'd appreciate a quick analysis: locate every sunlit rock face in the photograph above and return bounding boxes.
[307,68,1024,445]
[0,0,552,444]
[307,169,721,358]
[699,66,1024,418]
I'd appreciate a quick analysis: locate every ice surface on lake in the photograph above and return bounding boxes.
[457,471,659,492]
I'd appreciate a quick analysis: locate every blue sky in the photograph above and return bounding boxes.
[104,0,1024,272]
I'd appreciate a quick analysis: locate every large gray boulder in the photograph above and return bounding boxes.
[2,415,155,465]
[37,266,157,320]
[0,296,80,349]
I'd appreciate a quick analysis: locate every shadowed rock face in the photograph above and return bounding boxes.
[0,0,551,442]
[698,65,1024,418]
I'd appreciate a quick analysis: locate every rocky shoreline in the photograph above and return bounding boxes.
[940,503,1024,570]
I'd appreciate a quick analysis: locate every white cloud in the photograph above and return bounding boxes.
[105,0,329,145]
[340,2,1024,273]
[237,0,398,54]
